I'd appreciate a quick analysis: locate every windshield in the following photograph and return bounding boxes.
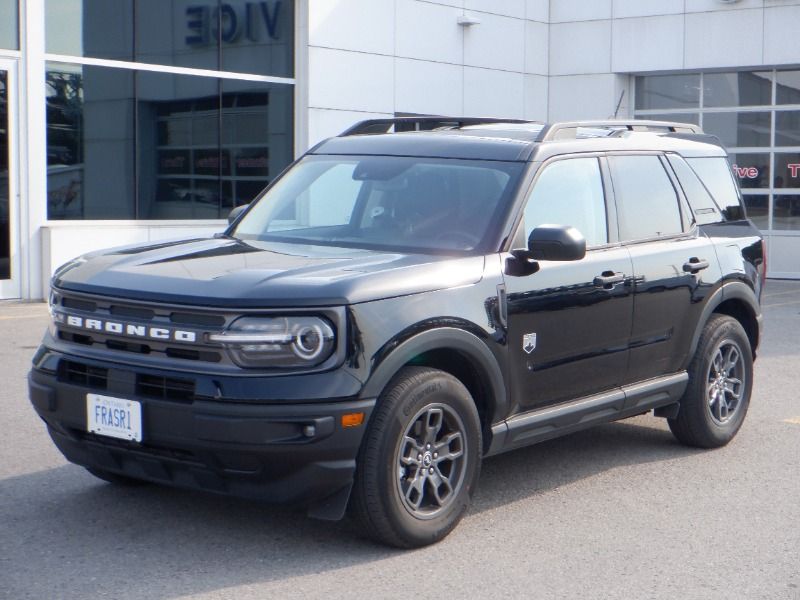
[232,155,525,253]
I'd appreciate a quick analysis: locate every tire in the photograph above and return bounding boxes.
[85,467,147,486]
[351,366,482,548]
[669,314,753,448]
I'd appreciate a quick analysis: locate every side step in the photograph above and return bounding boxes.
[488,372,688,455]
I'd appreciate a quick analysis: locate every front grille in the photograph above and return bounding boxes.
[136,374,195,403]
[52,291,230,365]
[58,360,108,389]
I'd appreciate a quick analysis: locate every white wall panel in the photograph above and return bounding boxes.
[548,74,622,121]
[685,9,763,68]
[612,15,684,72]
[395,59,464,116]
[395,0,463,64]
[764,5,800,65]
[308,108,393,147]
[612,0,684,19]
[308,47,394,113]
[525,0,549,23]
[464,67,524,118]
[524,74,548,120]
[465,0,525,18]
[463,12,525,72]
[550,20,612,75]
[550,0,612,23]
[524,20,548,75]
[308,0,394,55]
[685,0,764,13]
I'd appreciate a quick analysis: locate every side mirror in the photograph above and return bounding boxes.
[228,204,249,225]
[528,225,586,261]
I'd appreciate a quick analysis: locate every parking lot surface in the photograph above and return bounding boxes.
[1,282,799,599]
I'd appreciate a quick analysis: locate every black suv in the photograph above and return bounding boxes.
[29,118,765,548]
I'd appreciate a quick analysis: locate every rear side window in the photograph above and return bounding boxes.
[686,156,743,214]
[666,154,723,225]
[524,157,608,247]
[608,155,683,241]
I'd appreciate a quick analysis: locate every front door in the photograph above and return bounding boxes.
[0,59,20,298]
[504,156,634,413]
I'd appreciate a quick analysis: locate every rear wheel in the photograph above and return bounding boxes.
[669,314,753,448]
[351,367,482,548]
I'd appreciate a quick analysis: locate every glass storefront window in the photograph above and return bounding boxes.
[727,153,770,189]
[704,112,771,148]
[46,63,136,219]
[703,71,771,108]
[742,195,769,230]
[773,194,800,230]
[221,0,295,77]
[135,0,220,71]
[221,79,293,207]
[776,71,800,106]
[635,74,700,110]
[773,153,800,189]
[137,71,220,219]
[638,113,699,125]
[46,0,134,60]
[0,0,18,50]
[775,111,800,147]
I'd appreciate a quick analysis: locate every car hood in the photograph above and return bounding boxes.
[52,237,486,307]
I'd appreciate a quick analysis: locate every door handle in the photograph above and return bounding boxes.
[683,257,710,274]
[593,271,625,289]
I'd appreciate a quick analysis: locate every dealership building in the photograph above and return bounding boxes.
[1,0,799,300]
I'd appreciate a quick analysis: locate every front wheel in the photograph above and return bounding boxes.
[669,314,753,448]
[351,367,482,548]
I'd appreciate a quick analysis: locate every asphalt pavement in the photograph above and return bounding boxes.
[1,282,799,599]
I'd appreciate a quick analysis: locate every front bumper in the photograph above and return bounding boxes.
[28,351,375,519]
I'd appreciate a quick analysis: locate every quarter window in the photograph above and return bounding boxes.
[524,157,607,247]
[608,155,683,241]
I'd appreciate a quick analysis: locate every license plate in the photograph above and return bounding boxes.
[86,394,142,442]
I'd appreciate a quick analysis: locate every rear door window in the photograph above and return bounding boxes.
[608,155,683,241]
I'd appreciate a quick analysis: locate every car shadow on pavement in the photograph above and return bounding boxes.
[0,418,698,599]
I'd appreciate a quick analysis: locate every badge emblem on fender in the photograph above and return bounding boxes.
[523,333,537,354]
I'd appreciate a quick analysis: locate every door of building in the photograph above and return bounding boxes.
[0,59,20,299]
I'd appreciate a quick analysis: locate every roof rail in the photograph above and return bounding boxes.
[537,120,702,141]
[339,116,534,136]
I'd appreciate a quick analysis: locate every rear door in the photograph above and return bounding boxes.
[607,154,718,384]
[504,155,634,412]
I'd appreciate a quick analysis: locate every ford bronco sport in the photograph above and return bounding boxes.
[29,118,764,548]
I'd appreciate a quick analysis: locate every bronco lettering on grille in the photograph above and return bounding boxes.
[58,313,197,343]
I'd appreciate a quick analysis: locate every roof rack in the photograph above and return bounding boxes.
[537,120,702,141]
[340,116,535,136]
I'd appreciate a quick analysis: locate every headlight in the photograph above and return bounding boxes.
[209,316,336,368]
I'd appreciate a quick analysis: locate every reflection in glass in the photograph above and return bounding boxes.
[46,0,133,60]
[703,71,771,108]
[776,71,800,105]
[776,111,800,147]
[222,79,294,207]
[635,74,700,110]
[0,0,18,50]
[635,113,699,125]
[0,70,10,278]
[727,153,770,189]
[704,112,771,148]
[135,0,219,71]
[742,195,768,230]
[46,63,136,219]
[221,0,295,77]
[137,71,220,219]
[773,194,800,230]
